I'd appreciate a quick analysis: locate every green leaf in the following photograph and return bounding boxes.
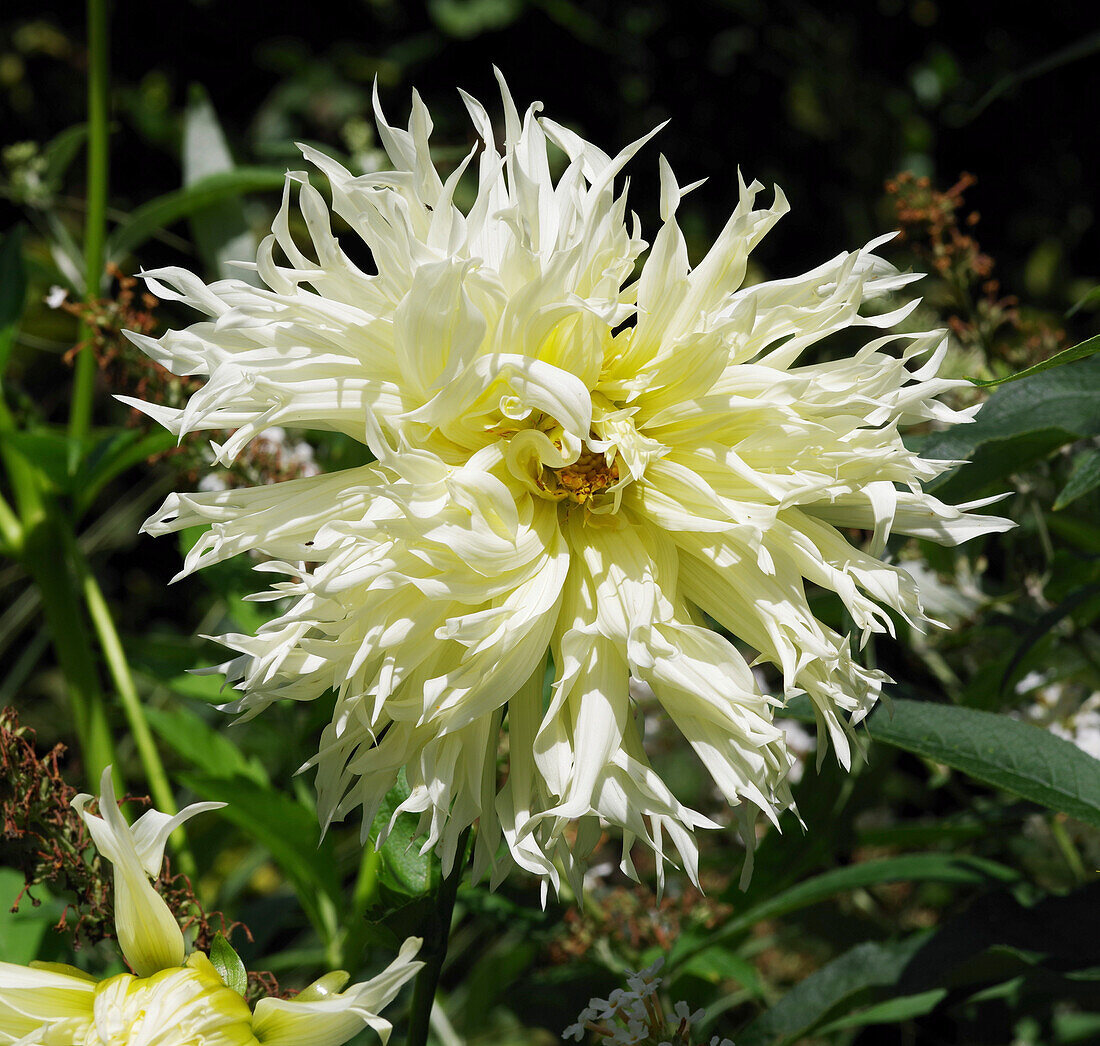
[42,124,89,187]
[787,695,1100,828]
[1068,284,1100,318]
[162,669,234,704]
[144,703,266,783]
[106,168,286,264]
[75,428,177,516]
[177,771,340,940]
[1,427,85,494]
[370,769,433,897]
[921,357,1100,500]
[676,949,766,998]
[736,936,929,1046]
[183,87,260,283]
[673,854,1019,967]
[736,883,1100,1045]
[0,869,61,964]
[966,334,1100,388]
[429,0,524,38]
[1055,447,1100,510]
[0,225,28,373]
[208,932,248,995]
[816,988,948,1034]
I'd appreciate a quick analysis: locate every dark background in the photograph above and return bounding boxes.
[3,0,1097,300]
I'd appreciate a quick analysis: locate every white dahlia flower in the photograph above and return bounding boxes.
[0,769,421,1046]
[126,74,1011,893]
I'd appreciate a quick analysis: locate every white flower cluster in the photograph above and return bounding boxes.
[198,426,320,493]
[564,957,729,1045]
[1017,675,1100,760]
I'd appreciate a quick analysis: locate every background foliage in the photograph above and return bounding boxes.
[1,2,1099,1044]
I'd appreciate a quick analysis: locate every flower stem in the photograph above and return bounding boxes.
[72,537,196,878]
[1050,813,1087,885]
[405,830,470,1046]
[70,0,110,447]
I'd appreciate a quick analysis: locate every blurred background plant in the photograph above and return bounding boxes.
[1,2,1099,1044]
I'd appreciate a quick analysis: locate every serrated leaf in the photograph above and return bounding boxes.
[209,932,248,995]
[1055,447,1100,510]
[787,695,1100,828]
[921,357,1100,500]
[106,168,286,263]
[966,334,1100,388]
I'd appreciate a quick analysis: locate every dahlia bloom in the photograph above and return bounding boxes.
[126,74,1010,892]
[0,769,421,1045]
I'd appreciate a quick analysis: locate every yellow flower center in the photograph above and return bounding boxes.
[86,953,257,1046]
[542,446,621,504]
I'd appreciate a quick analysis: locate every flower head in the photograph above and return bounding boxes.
[127,74,1011,893]
[0,769,421,1046]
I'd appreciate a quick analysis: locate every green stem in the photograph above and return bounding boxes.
[1050,814,1087,885]
[72,537,195,878]
[406,832,470,1046]
[339,846,383,970]
[351,846,381,919]
[70,0,110,447]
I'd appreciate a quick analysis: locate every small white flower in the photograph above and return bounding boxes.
[45,285,68,309]
[198,472,229,493]
[673,1000,703,1024]
[128,74,1012,892]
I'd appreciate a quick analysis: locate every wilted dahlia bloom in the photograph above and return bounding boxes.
[0,769,421,1045]
[126,74,1010,892]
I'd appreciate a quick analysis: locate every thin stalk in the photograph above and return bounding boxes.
[1050,813,1087,885]
[406,831,470,1046]
[73,538,195,878]
[352,846,382,918]
[340,846,383,970]
[70,0,110,447]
